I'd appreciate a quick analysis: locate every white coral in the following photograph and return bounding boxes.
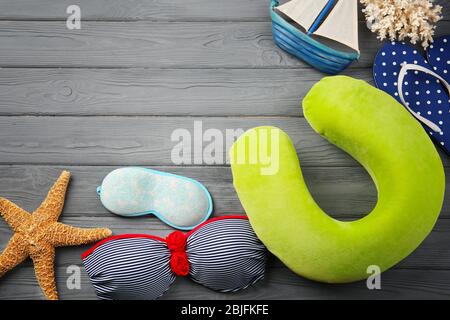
[360,0,443,48]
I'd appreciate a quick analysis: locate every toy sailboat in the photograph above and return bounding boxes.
[271,0,360,74]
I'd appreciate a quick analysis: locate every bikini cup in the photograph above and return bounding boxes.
[82,216,267,300]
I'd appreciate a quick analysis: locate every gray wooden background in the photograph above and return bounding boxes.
[0,0,449,300]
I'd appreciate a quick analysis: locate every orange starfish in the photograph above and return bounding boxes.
[0,171,112,300]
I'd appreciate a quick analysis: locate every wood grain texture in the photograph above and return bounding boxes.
[2,164,449,300]
[2,259,450,300]
[0,0,269,21]
[0,0,448,21]
[0,216,449,270]
[1,20,448,68]
[1,165,450,220]
[0,266,444,300]
[0,165,374,219]
[0,20,375,68]
[0,68,373,116]
[0,116,448,167]
[0,0,449,301]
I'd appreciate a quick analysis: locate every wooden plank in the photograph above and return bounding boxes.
[2,210,450,299]
[0,116,448,167]
[0,0,269,21]
[0,0,448,301]
[2,165,450,220]
[0,0,448,21]
[0,165,374,218]
[0,116,346,166]
[1,166,449,271]
[1,20,447,68]
[244,268,450,300]
[0,20,352,68]
[1,257,450,299]
[1,216,449,270]
[0,20,379,68]
[2,266,450,300]
[0,68,374,116]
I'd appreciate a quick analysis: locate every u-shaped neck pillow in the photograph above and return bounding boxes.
[230,76,445,283]
[82,216,267,300]
[97,167,213,230]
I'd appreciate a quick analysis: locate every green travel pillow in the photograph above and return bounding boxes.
[230,76,445,283]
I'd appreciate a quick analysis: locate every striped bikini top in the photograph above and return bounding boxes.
[82,216,267,300]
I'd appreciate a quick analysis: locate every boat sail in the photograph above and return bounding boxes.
[276,0,331,33]
[270,0,360,74]
[276,0,359,53]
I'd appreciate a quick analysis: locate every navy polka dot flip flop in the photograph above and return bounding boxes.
[374,41,450,154]
[427,35,450,83]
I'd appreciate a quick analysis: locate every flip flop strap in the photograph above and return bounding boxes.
[397,63,450,133]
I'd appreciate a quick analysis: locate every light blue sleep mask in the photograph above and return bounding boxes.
[97,167,213,230]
